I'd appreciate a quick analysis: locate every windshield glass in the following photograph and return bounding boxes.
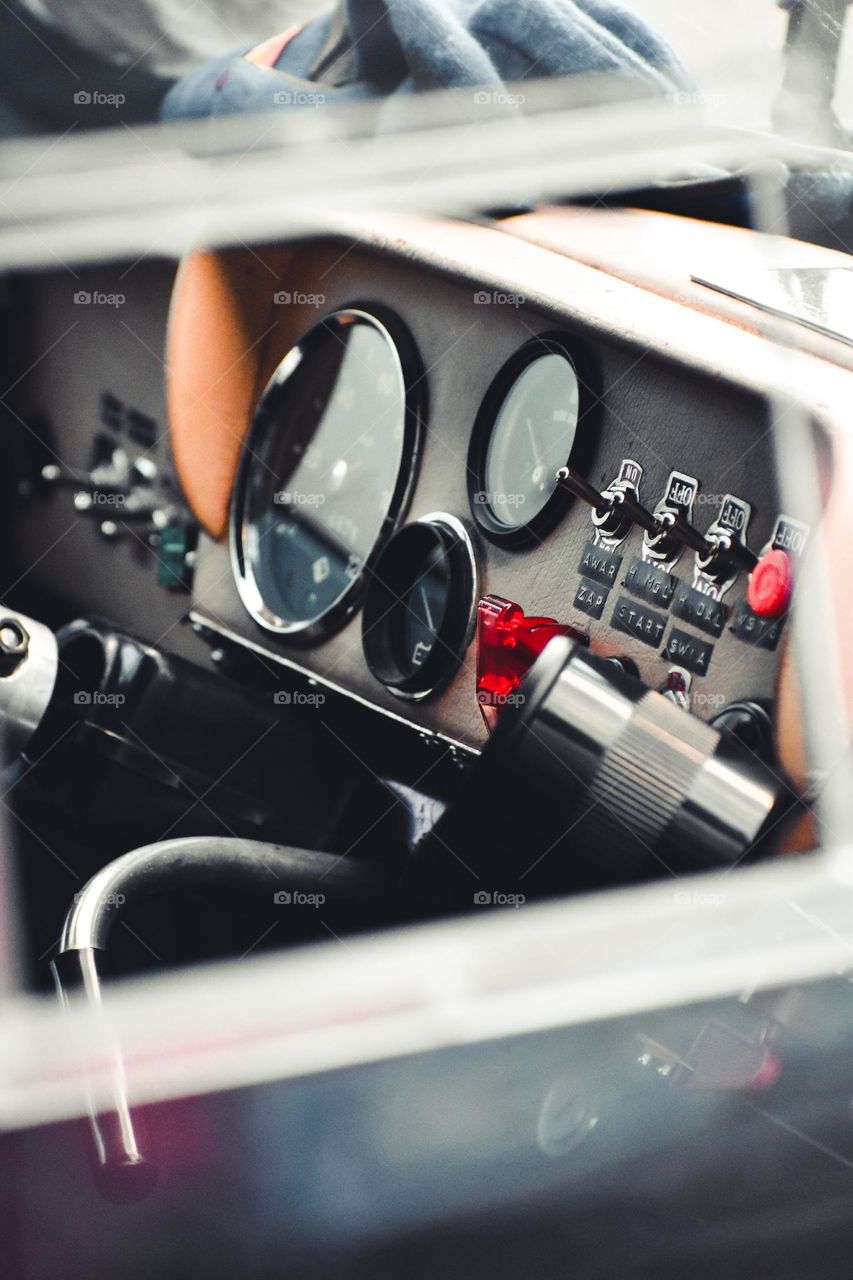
[0,0,847,140]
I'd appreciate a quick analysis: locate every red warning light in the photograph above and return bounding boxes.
[476,595,585,731]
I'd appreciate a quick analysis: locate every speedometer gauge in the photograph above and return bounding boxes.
[468,336,595,546]
[231,309,423,643]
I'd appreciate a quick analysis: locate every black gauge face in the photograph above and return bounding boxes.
[469,338,593,546]
[363,516,477,699]
[232,310,421,641]
[392,540,450,680]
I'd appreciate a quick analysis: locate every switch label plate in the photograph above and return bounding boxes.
[611,596,667,648]
[663,627,714,676]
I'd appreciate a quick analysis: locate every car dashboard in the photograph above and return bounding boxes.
[4,189,853,1280]
[8,215,817,760]
[189,228,794,753]
[4,204,847,894]
[5,3,853,1270]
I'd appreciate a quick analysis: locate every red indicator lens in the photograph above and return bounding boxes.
[476,595,585,730]
[747,549,793,620]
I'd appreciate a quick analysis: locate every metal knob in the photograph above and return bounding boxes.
[415,637,788,901]
[696,530,758,580]
[556,465,659,539]
[645,508,711,559]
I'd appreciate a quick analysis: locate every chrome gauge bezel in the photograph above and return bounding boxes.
[361,513,479,702]
[230,306,424,646]
[467,333,598,548]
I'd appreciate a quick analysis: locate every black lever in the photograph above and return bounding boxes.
[556,466,709,550]
[42,463,129,498]
[556,465,659,536]
[554,464,609,511]
[50,838,398,1203]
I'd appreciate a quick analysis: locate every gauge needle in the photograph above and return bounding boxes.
[419,584,435,631]
[525,415,545,468]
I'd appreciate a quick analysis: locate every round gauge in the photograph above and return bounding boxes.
[231,309,423,643]
[362,515,478,699]
[468,336,595,546]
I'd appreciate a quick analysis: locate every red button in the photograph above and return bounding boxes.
[747,549,793,619]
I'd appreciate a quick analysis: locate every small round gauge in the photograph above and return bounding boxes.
[231,309,423,643]
[468,336,595,546]
[362,515,478,699]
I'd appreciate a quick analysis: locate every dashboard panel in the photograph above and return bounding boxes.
[7,212,847,775]
[173,224,807,753]
[2,259,210,670]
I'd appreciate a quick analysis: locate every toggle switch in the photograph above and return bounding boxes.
[693,494,756,590]
[555,465,658,540]
[696,529,758,582]
[645,508,710,561]
[643,470,702,567]
[556,465,711,558]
